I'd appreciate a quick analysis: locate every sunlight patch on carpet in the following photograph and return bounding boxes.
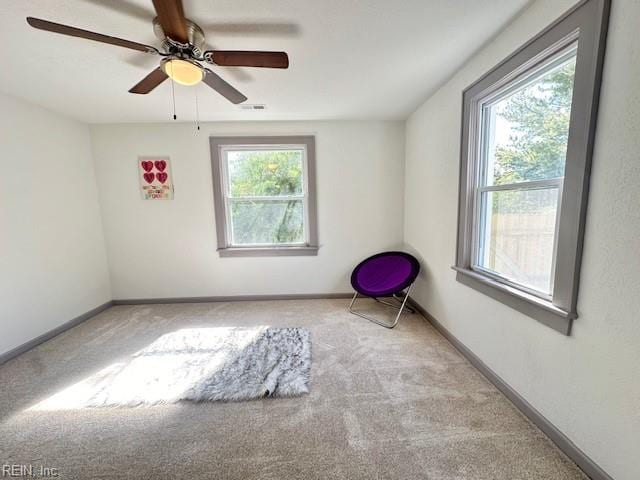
[29,327,311,409]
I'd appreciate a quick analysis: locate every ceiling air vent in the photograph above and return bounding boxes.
[239,104,266,111]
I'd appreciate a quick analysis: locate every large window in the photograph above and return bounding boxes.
[475,46,576,297]
[455,0,610,334]
[210,136,318,257]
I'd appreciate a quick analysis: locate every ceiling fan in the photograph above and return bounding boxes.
[26,0,290,104]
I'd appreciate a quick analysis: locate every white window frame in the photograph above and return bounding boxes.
[454,0,610,335]
[210,136,319,257]
[470,41,577,300]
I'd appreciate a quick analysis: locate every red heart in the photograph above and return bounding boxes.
[143,172,155,184]
[141,161,154,172]
[157,172,168,184]
[154,160,167,172]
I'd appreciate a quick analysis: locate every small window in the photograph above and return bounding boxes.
[455,0,610,334]
[210,136,318,257]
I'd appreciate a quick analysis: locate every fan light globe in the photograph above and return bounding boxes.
[162,58,204,86]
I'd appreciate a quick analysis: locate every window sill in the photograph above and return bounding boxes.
[218,246,319,257]
[452,266,575,335]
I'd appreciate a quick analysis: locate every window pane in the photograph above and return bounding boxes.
[227,150,303,197]
[477,188,559,294]
[483,53,576,186]
[230,200,304,245]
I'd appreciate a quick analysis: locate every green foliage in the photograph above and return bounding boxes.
[228,150,304,244]
[493,59,576,186]
[490,58,575,214]
[231,201,303,245]
[229,151,302,196]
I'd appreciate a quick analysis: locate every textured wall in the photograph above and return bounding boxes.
[0,93,111,355]
[91,121,405,299]
[403,0,640,479]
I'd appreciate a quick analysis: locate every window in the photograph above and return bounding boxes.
[210,136,318,257]
[475,46,576,298]
[455,0,610,334]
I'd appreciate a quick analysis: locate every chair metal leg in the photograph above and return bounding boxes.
[349,284,414,329]
[374,294,416,314]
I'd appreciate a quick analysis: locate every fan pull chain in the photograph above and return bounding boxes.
[195,87,200,131]
[169,62,177,120]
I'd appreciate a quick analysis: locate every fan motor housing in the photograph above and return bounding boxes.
[153,17,205,58]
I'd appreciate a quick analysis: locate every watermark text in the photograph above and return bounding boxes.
[2,464,59,478]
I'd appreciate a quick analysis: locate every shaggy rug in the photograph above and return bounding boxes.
[32,327,311,408]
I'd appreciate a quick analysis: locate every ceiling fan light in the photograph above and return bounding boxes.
[162,58,204,86]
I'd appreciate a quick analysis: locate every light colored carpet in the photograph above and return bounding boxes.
[0,299,586,479]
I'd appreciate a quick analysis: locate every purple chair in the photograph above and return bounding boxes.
[349,251,421,328]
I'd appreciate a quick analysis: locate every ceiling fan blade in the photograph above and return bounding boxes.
[129,67,168,94]
[151,0,189,43]
[203,69,247,104]
[26,17,158,54]
[205,50,289,69]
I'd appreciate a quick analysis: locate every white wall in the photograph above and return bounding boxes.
[0,93,111,356]
[90,121,405,299]
[404,1,640,479]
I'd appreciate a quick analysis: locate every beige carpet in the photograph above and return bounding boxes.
[0,299,586,479]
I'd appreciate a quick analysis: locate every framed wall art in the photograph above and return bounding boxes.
[138,156,174,200]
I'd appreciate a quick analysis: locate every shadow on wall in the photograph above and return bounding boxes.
[402,244,433,286]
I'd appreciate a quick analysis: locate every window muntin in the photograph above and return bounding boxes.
[220,146,309,247]
[471,43,577,297]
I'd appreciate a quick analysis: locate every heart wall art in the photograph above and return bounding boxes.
[138,156,174,200]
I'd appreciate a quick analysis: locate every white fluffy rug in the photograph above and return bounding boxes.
[31,327,311,409]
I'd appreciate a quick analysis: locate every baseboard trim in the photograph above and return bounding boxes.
[0,301,114,365]
[112,292,354,305]
[409,299,613,480]
[0,295,352,364]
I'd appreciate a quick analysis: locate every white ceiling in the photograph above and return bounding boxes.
[0,0,530,123]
